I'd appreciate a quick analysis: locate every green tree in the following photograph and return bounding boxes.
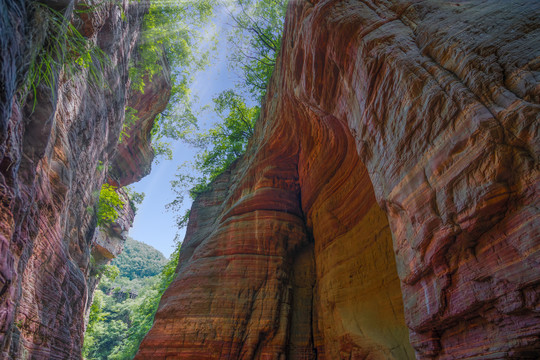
[129,0,215,160]
[83,240,178,360]
[123,186,145,213]
[225,0,287,100]
[112,238,167,280]
[83,290,106,359]
[167,90,257,229]
[107,247,180,360]
[86,319,128,360]
[167,0,287,230]
[97,184,124,226]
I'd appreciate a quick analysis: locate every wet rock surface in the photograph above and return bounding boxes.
[137,0,539,359]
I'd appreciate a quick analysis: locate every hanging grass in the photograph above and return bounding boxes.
[21,1,109,110]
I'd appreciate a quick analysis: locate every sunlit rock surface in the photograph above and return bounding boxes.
[0,0,169,358]
[137,0,539,359]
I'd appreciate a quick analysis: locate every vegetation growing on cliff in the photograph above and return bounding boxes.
[191,90,257,188]
[124,186,146,213]
[226,0,287,100]
[83,238,177,360]
[84,0,288,356]
[168,0,287,231]
[167,90,258,221]
[96,184,124,226]
[130,0,214,159]
[22,2,109,109]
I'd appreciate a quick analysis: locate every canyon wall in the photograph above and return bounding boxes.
[0,0,169,358]
[138,0,539,359]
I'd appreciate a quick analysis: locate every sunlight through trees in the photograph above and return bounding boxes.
[83,1,288,358]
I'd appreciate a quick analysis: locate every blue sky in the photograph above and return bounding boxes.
[128,8,240,258]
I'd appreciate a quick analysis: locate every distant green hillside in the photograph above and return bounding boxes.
[112,237,167,280]
[83,238,179,360]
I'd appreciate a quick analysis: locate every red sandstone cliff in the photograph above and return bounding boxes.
[137,0,539,359]
[0,0,170,358]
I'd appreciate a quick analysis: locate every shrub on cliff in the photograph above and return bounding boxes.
[96,184,124,226]
[22,2,110,109]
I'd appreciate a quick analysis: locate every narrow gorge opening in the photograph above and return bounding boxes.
[79,0,291,359]
[3,0,538,359]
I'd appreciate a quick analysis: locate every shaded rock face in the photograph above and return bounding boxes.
[109,63,171,187]
[0,0,168,358]
[85,188,134,318]
[91,189,134,263]
[138,0,539,359]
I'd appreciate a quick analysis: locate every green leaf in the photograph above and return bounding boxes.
[97,184,124,226]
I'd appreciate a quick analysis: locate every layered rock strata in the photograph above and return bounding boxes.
[109,61,171,187]
[0,0,169,358]
[138,0,539,359]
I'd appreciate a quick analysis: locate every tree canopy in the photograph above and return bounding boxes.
[84,1,289,358]
[112,238,167,280]
[130,0,215,159]
[226,0,287,100]
[83,241,178,360]
[167,0,288,231]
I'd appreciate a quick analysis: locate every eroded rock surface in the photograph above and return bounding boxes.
[138,0,539,359]
[85,188,134,318]
[109,62,171,187]
[0,0,169,358]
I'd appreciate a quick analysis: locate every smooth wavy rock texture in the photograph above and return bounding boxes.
[137,0,539,359]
